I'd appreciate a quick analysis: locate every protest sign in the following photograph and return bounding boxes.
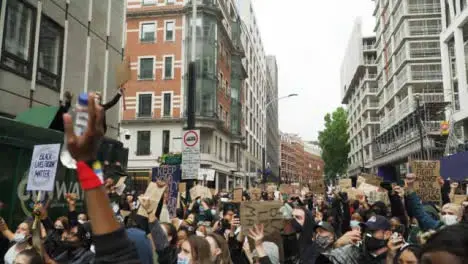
[249,188,262,201]
[116,56,131,87]
[291,185,300,195]
[453,195,467,205]
[190,185,212,200]
[116,176,127,187]
[279,184,292,194]
[27,144,60,192]
[310,179,325,194]
[357,176,366,188]
[233,188,243,202]
[411,160,441,204]
[339,179,352,189]
[137,182,166,217]
[152,165,181,218]
[360,174,382,188]
[197,168,215,181]
[266,185,277,193]
[240,201,283,236]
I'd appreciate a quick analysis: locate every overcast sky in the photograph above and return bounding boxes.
[252,0,375,141]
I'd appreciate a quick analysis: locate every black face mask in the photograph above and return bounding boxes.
[364,233,388,252]
[292,219,303,233]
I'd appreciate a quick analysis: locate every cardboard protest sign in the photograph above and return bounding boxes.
[240,201,283,236]
[339,179,352,189]
[178,182,186,193]
[291,185,300,196]
[233,188,243,202]
[357,176,366,188]
[137,182,166,217]
[343,188,360,200]
[267,185,277,193]
[411,160,441,204]
[116,176,127,187]
[249,188,262,201]
[27,144,61,192]
[279,184,292,194]
[190,185,213,200]
[360,174,382,188]
[116,56,131,87]
[310,179,325,194]
[453,195,467,205]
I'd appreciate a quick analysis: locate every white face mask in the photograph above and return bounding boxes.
[78,220,86,225]
[90,244,95,253]
[196,231,205,237]
[13,233,28,244]
[210,209,216,216]
[441,214,458,226]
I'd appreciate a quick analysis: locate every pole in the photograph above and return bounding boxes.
[416,97,425,160]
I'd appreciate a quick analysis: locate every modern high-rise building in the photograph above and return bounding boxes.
[440,1,468,154]
[0,0,125,138]
[121,0,248,191]
[341,19,379,177]
[237,0,275,184]
[265,55,280,181]
[370,0,446,178]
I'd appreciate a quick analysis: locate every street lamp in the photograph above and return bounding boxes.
[262,93,299,183]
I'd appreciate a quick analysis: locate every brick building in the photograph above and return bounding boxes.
[121,0,248,191]
[280,133,324,185]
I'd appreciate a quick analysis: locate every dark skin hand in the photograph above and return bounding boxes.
[63,93,119,236]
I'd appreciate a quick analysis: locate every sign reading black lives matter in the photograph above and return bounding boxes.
[27,144,61,192]
[411,160,441,204]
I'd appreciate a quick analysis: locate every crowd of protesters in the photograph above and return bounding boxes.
[1,93,468,264]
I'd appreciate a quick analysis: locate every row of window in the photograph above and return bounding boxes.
[139,56,174,80]
[136,130,171,156]
[142,0,176,6]
[140,20,175,42]
[1,0,63,90]
[137,92,173,117]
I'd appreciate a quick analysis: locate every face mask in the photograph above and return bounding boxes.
[177,255,190,264]
[55,225,64,230]
[292,219,303,233]
[78,220,86,225]
[441,214,459,226]
[196,231,205,237]
[60,240,82,251]
[211,209,216,216]
[364,233,388,252]
[350,220,360,228]
[90,244,95,253]
[13,233,28,244]
[315,235,333,249]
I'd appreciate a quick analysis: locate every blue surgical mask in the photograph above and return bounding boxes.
[177,255,190,264]
[350,220,360,228]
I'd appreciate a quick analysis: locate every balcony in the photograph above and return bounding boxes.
[363,116,380,127]
[364,58,377,65]
[366,73,377,80]
[414,93,445,104]
[363,137,372,146]
[363,44,376,51]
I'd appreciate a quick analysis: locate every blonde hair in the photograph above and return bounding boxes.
[442,203,463,218]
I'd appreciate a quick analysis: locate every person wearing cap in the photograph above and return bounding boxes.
[317,215,392,264]
[313,221,336,253]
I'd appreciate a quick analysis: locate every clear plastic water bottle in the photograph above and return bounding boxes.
[60,93,89,169]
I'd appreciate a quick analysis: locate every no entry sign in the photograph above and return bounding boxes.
[181,130,200,180]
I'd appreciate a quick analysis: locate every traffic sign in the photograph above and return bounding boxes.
[181,130,200,180]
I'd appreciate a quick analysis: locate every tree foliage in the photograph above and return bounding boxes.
[318,107,350,182]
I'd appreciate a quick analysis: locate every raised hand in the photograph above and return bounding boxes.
[248,224,264,246]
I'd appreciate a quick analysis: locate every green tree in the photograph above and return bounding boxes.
[318,107,350,182]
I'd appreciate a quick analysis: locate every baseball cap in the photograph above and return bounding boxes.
[361,215,391,231]
[314,221,335,234]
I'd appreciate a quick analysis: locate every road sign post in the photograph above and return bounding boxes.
[181,130,200,180]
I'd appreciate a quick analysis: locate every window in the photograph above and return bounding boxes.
[165,21,174,41]
[162,130,170,154]
[166,0,175,4]
[1,0,34,77]
[138,93,152,117]
[163,93,172,117]
[139,57,154,79]
[142,0,156,5]
[164,56,173,79]
[136,131,151,156]
[37,17,63,90]
[140,22,156,42]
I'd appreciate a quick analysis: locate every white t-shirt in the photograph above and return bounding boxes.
[4,244,17,264]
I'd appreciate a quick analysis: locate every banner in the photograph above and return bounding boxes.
[152,165,181,218]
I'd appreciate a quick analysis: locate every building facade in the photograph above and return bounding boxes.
[121,0,248,191]
[265,55,280,180]
[280,133,324,185]
[370,0,446,179]
[440,0,468,154]
[0,0,125,138]
[341,19,379,177]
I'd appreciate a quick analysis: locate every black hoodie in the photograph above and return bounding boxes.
[295,208,322,264]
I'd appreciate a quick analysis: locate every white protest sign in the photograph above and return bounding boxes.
[27,144,61,192]
[181,130,200,180]
[198,168,215,181]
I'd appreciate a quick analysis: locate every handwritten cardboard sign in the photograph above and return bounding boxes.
[116,56,131,87]
[137,182,166,217]
[357,176,366,188]
[279,184,292,194]
[233,188,243,202]
[310,179,325,194]
[240,201,283,236]
[267,184,277,193]
[249,188,262,201]
[453,195,467,205]
[27,144,61,192]
[411,160,441,204]
[190,185,213,200]
[339,179,352,189]
[360,174,382,187]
